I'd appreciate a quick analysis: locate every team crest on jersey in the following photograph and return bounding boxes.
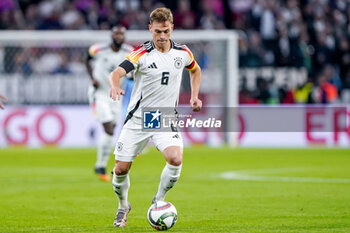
[174,57,183,69]
[117,142,123,151]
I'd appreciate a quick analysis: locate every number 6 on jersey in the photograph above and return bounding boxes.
[161,72,169,85]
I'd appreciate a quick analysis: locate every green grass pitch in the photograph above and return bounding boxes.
[1,147,350,233]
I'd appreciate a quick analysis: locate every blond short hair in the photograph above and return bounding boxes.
[150,7,173,24]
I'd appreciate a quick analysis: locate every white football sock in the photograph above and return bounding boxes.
[112,172,130,209]
[95,132,114,169]
[155,163,182,201]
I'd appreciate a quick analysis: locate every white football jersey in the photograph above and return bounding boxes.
[123,40,197,126]
[88,43,133,101]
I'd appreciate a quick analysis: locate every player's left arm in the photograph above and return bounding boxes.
[189,64,202,112]
[86,43,101,88]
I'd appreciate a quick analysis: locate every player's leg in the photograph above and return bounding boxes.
[112,160,132,210]
[152,133,183,202]
[95,121,115,181]
[112,160,132,227]
[154,146,183,202]
[93,99,117,181]
[112,126,150,227]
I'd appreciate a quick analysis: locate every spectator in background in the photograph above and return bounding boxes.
[60,2,87,30]
[280,0,302,27]
[174,0,196,29]
[114,0,140,14]
[140,0,154,17]
[86,1,99,29]
[199,0,225,29]
[0,94,7,109]
[267,78,279,103]
[52,53,71,74]
[294,79,314,104]
[0,0,25,29]
[229,0,251,31]
[332,9,347,38]
[323,64,342,93]
[313,72,338,104]
[255,77,271,104]
[0,7,19,29]
[33,52,61,74]
[99,0,118,28]
[279,85,295,104]
[313,32,334,73]
[69,54,86,74]
[335,36,350,83]
[274,27,298,67]
[242,31,266,67]
[248,0,263,32]
[260,0,277,49]
[298,31,313,73]
[24,4,40,29]
[36,0,62,30]
[13,49,32,75]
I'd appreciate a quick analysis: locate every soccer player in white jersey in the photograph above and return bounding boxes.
[108,8,202,227]
[86,26,134,182]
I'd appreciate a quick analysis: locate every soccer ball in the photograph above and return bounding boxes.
[147,201,177,231]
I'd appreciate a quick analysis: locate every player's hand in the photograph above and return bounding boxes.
[0,94,7,110]
[110,87,125,101]
[190,97,202,112]
[92,79,100,88]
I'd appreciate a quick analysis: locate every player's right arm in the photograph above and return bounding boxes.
[109,44,146,101]
[109,67,126,101]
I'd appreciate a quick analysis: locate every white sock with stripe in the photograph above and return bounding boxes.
[112,172,130,209]
[155,163,182,201]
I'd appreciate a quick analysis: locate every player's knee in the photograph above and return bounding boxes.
[103,122,115,135]
[114,166,128,175]
[168,158,182,166]
[104,127,114,136]
[166,150,183,166]
[114,164,129,175]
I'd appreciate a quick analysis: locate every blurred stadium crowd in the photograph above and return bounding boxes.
[1,0,350,104]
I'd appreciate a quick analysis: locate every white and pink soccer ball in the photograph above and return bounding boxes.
[147,201,177,231]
